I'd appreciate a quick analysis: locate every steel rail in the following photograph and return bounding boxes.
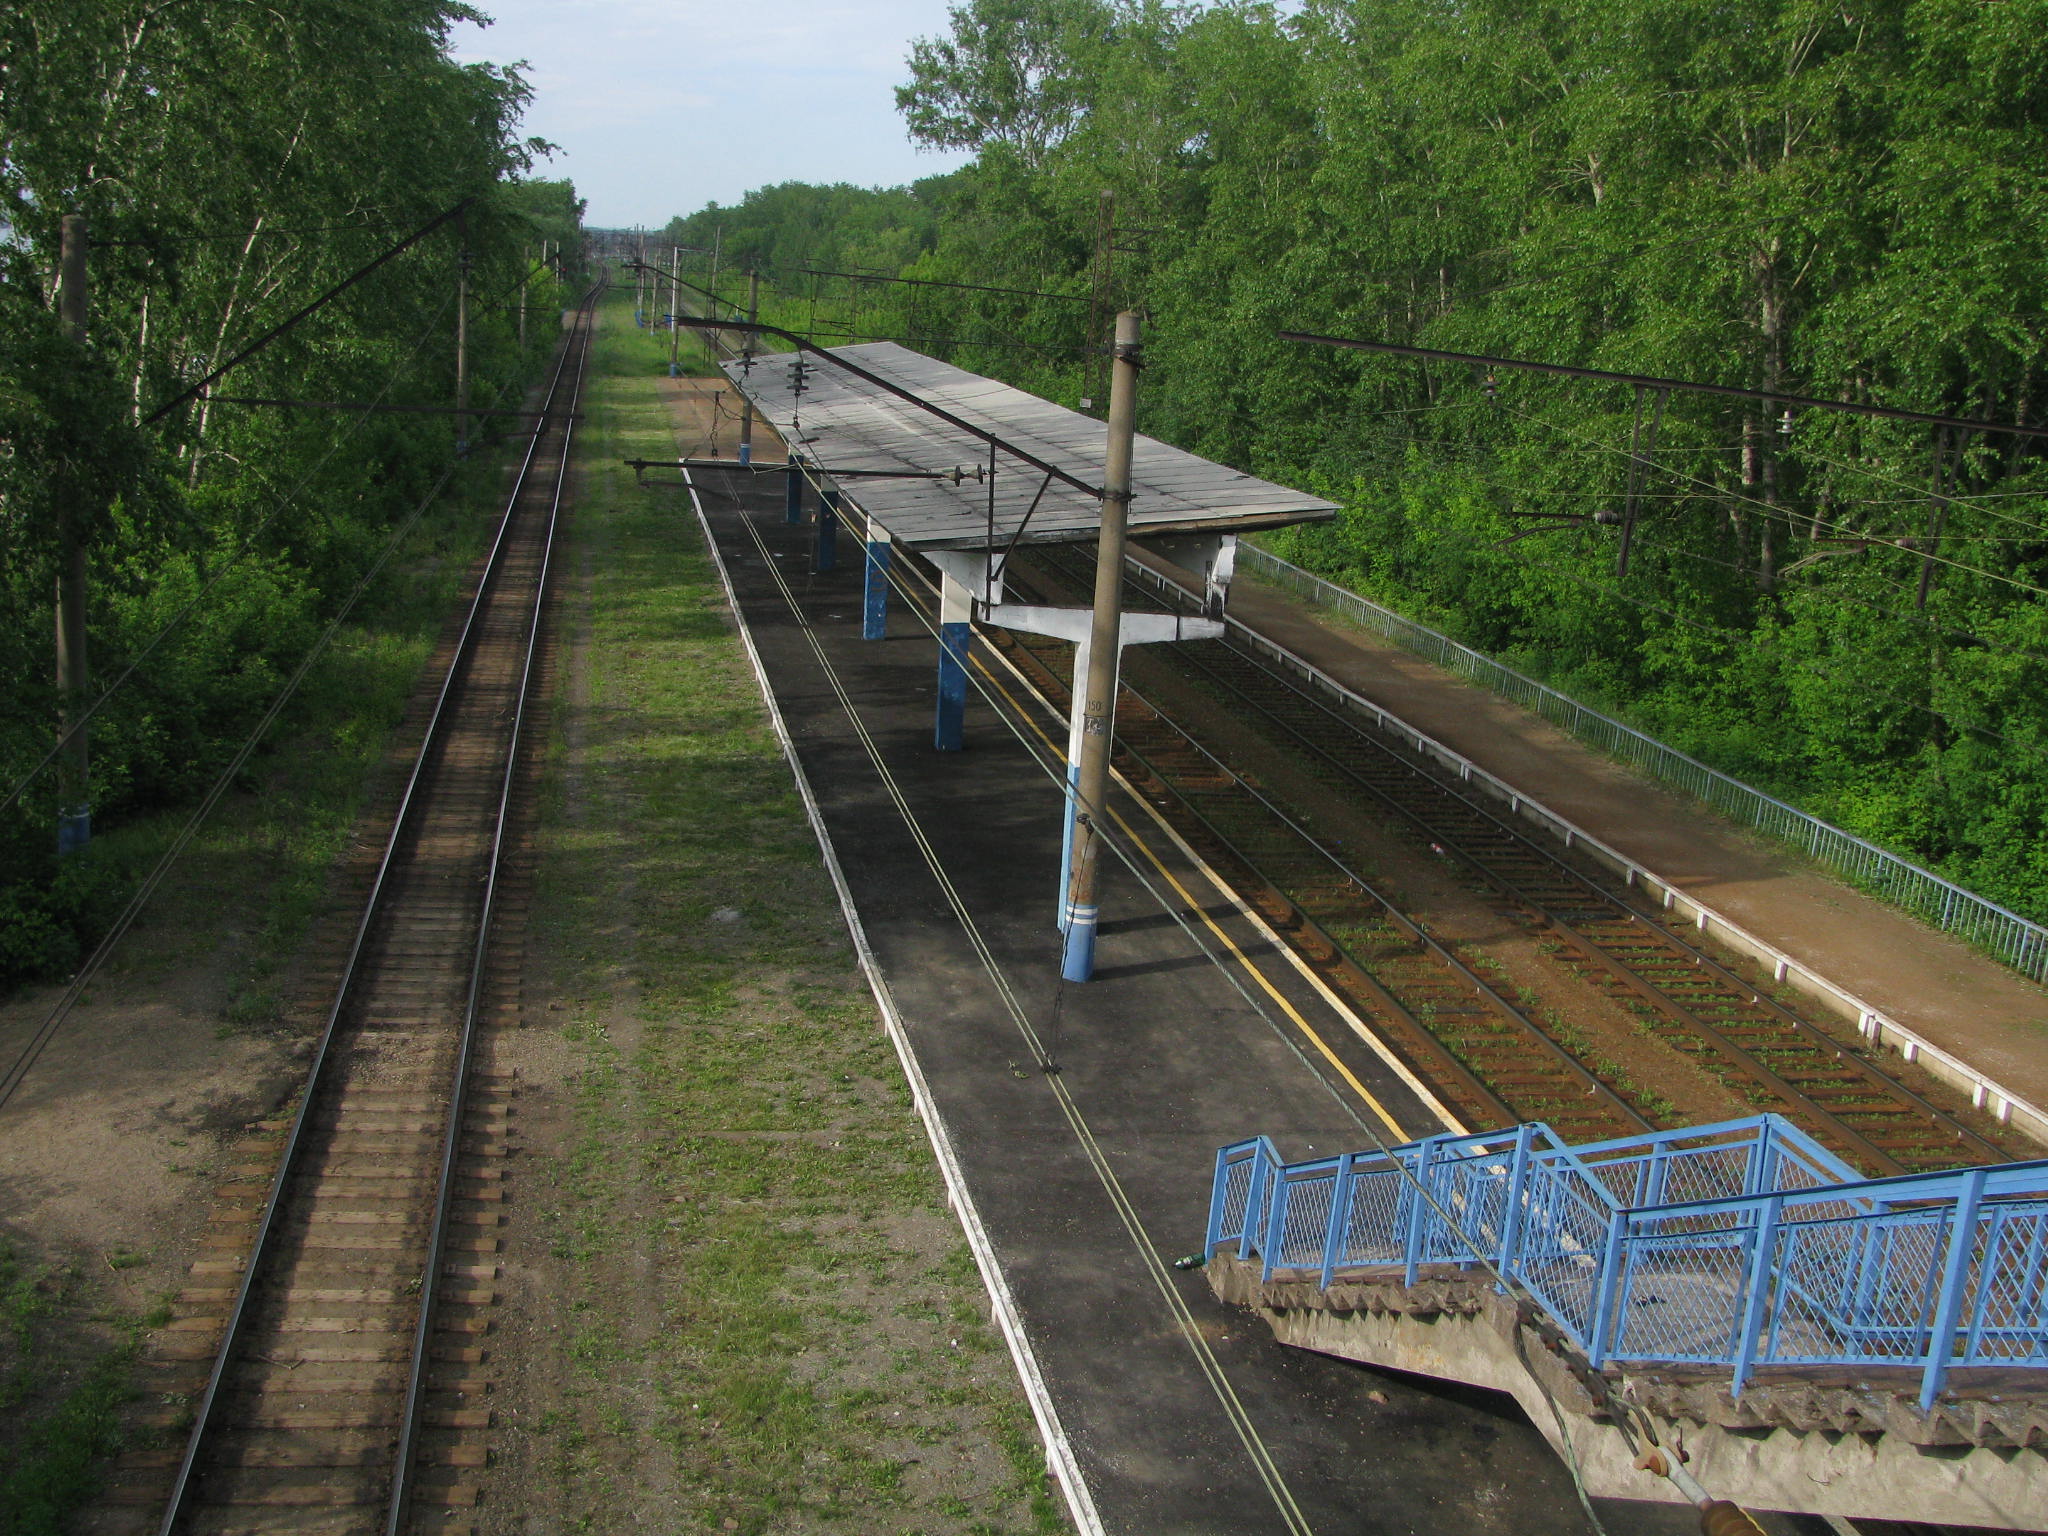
[879,545,1630,1136]
[1111,552,2014,1172]
[1111,713,1645,1134]
[154,277,601,1536]
[990,554,1647,1137]
[384,271,599,1536]
[1171,627,2005,1169]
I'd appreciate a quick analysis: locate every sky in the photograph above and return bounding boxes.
[449,1,977,229]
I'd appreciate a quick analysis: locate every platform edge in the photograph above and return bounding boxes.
[682,471,1106,1536]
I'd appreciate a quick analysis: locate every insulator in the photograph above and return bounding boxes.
[1592,509,1623,526]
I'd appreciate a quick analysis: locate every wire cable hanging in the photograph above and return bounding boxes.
[0,290,460,823]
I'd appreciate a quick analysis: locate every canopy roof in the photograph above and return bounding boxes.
[722,342,1336,551]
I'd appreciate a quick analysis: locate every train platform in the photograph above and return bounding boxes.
[1207,563,2048,1133]
[665,419,1716,1534]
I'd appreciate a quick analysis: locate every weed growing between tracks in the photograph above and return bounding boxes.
[506,297,1061,1535]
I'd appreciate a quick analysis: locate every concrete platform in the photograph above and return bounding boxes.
[1207,1253,2048,1530]
[677,459,1731,1536]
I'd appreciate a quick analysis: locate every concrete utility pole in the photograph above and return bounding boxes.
[668,244,682,377]
[55,213,91,855]
[455,245,471,454]
[518,245,529,354]
[1060,309,1141,982]
[707,225,722,322]
[738,269,760,463]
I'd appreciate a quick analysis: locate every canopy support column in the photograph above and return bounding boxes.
[935,569,970,752]
[863,520,891,640]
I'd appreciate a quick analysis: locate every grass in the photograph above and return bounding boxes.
[521,296,1062,1533]
[0,1245,140,1536]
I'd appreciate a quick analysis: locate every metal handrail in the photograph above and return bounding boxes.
[1213,1117,2048,1409]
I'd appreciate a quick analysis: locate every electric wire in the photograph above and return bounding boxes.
[0,290,458,824]
[698,443,1634,1527]
[1658,542,2048,667]
[1504,403,2048,600]
[1788,442,2048,542]
[674,310,1668,1524]
[1424,517,2020,748]
[1350,400,2048,670]
[822,526,1633,1529]
[0,458,462,1114]
[714,475,1319,1536]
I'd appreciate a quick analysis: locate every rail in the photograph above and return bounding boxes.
[1209,1116,2048,1409]
[1124,548,2048,1149]
[1235,543,2048,983]
[155,279,601,1535]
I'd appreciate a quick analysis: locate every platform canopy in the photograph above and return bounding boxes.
[721,342,1336,551]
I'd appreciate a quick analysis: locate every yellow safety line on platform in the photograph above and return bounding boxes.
[970,661,1415,1144]
[726,494,1317,1536]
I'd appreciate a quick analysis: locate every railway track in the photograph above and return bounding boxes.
[1008,543,2021,1176]
[136,281,601,1536]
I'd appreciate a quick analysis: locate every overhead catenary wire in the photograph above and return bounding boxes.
[1499,402,2048,603]
[1289,329,2048,443]
[0,290,459,824]
[677,311,1748,1525]
[692,458,1662,1533]
[143,197,472,426]
[0,458,463,1113]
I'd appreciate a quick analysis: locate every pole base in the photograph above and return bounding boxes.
[57,806,91,857]
[1060,905,1098,981]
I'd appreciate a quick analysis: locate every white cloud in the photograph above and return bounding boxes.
[454,0,974,221]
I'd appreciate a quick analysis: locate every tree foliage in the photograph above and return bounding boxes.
[666,0,2048,923]
[0,0,581,979]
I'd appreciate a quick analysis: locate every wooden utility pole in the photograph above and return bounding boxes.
[455,245,471,453]
[738,269,760,463]
[55,213,92,854]
[1060,310,1141,982]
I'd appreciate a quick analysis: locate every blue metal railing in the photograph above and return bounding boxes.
[1208,1116,2048,1407]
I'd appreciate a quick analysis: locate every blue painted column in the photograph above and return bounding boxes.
[784,461,804,524]
[862,521,891,639]
[815,490,839,573]
[935,571,970,752]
